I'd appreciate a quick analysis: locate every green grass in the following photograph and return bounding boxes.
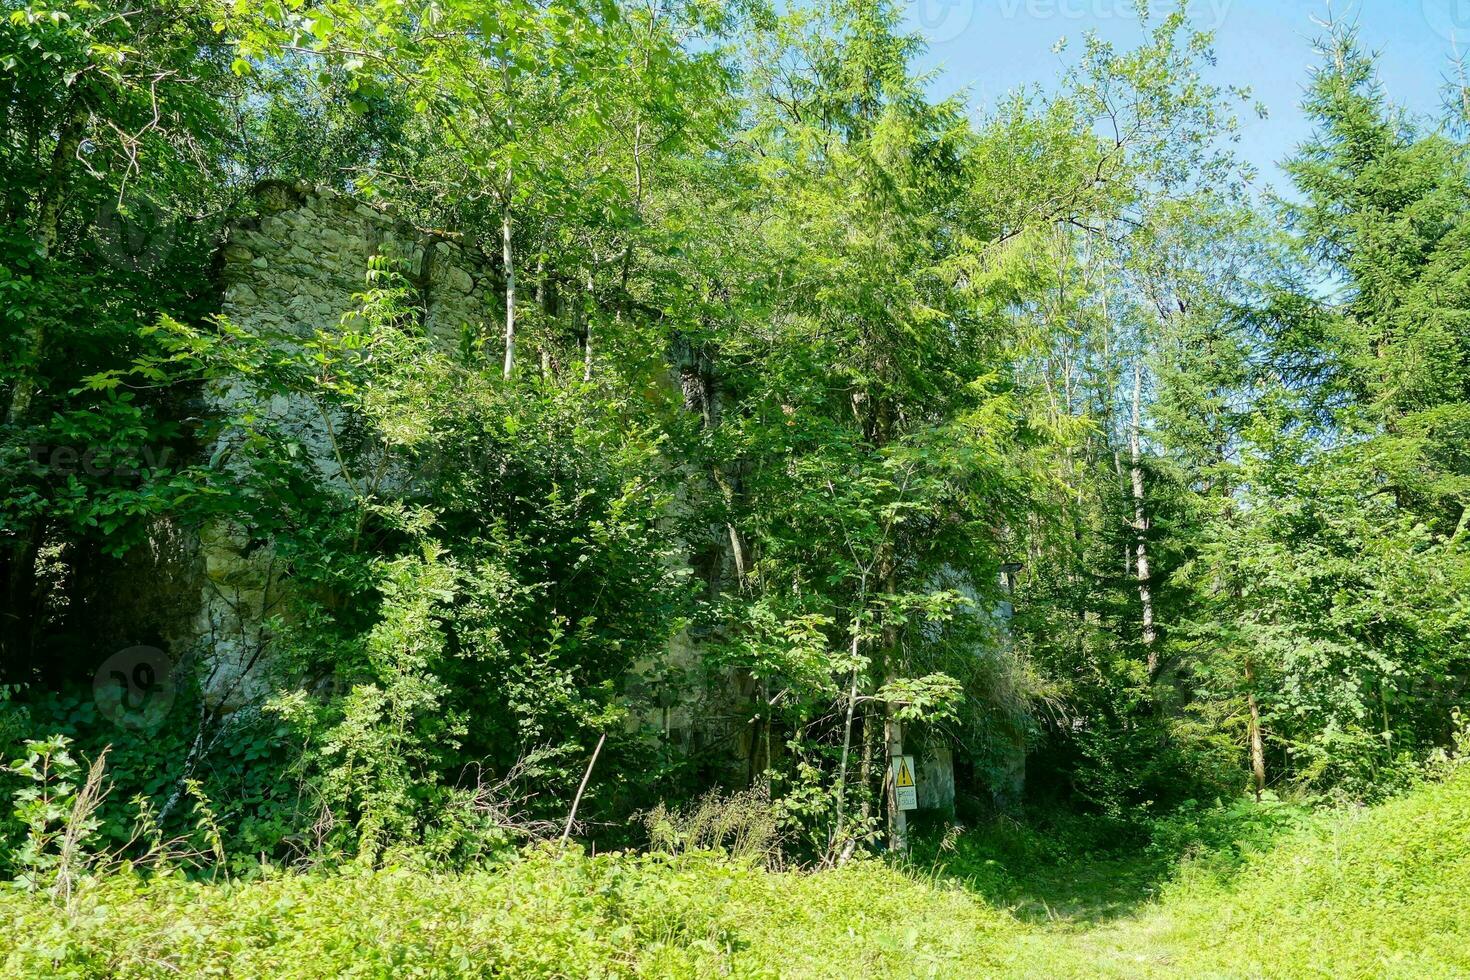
[4,769,1469,977]
[1131,768,1470,978]
[0,851,1042,978]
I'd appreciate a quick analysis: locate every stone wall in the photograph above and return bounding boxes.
[195,182,498,710]
[192,182,1017,808]
[197,181,727,759]
[220,181,496,343]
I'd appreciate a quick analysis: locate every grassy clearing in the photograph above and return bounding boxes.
[3,770,1467,978]
[1135,768,1470,978]
[0,852,1042,978]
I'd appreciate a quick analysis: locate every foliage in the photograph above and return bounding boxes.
[2,770,1470,976]
[1146,767,1470,976]
[3,735,228,913]
[2,0,1470,892]
[0,845,1037,977]
[6,735,99,893]
[643,786,784,865]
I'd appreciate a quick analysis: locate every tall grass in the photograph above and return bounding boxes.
[3,769,1468,977]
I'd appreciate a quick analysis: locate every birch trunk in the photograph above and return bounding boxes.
[1130,359,1158,673]
[829,638,862,864]
[501,198,516,379]
[839,710,876,865]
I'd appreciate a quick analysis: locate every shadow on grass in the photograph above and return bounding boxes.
[908,801,1308,929]
[917,844,1172,928]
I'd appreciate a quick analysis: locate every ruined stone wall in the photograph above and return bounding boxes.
[196,182,498,709]
[220,181,496,343]
[194,183,1008,808]
[198,184,733,759]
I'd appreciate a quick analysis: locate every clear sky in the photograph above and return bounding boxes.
[902,0,1463,192]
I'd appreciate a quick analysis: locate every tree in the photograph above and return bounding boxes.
[0,1,238,671]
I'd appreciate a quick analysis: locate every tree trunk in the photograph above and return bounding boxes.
[501,197,516,379]
[880,566,908,853]
[1245,658,1266,801]
[535,258,550,377]
[711,467,748,587]
[581,273,594,381]
[884,711,907,853]
[828,643,862,864]
[1130,359,1158,672]
[560,733,606,844]
[839,709,876,864]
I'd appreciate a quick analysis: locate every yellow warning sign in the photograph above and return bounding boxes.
[891,755,918,810]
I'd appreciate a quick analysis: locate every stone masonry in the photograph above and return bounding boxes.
[195,181,497,710]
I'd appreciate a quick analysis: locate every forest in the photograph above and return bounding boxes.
[1,0,1469,975]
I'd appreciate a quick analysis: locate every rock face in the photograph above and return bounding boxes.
[195,182,498,710]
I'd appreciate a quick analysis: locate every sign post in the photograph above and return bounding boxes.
[891,754,917,811]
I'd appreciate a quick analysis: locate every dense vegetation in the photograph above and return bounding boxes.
[5,759,1469,975]
[2,0,1469,972]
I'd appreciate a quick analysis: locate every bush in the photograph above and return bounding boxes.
[642,786,785,866]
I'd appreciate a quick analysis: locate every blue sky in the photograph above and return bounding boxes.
[902,0,1465,191]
